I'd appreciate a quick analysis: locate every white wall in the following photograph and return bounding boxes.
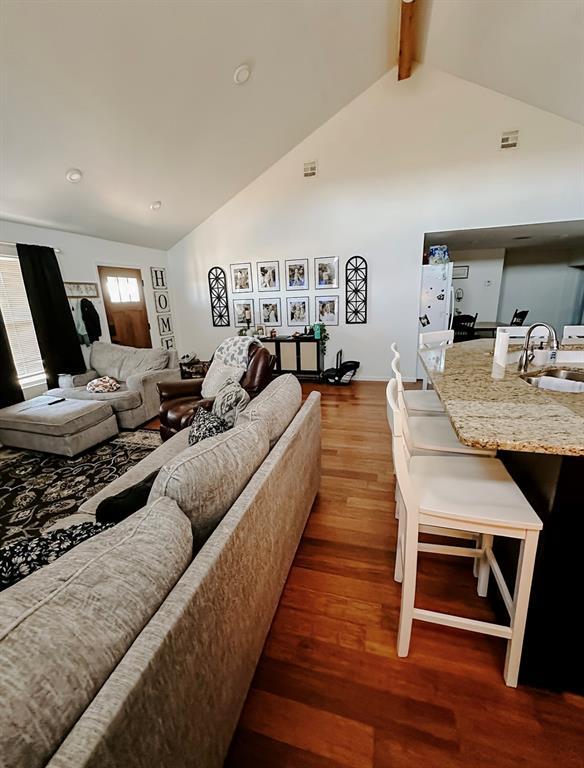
[498,248,584,331]
[0,220,170,355]
[450,249,505,321]
[167,66,584,380]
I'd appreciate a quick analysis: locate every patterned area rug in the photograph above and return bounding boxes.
[0,430,161,549]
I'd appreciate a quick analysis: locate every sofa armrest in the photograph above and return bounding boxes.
[57,370,97,389]
[157,378,204,402]
[126,368,181,393]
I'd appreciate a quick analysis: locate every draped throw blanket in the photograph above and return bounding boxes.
[17,244,85,389]
[215,336,261,368]
[0,307,24,408]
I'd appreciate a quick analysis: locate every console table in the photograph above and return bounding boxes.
[261,336,324,380]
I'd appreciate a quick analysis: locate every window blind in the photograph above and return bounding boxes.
[0,250,45,384]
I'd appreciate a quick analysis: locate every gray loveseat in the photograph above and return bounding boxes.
[0,374,321,768]
[47,341,180,429]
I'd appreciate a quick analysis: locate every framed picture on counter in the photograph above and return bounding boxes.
[287,296,309,326]
[285,258,309,290]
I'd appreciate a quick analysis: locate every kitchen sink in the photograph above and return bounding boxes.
[520,368,584,393]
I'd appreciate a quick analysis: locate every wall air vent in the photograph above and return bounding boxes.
[500,130,519,150]
[303,160,317,178]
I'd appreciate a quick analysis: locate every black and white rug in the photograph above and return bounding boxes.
[0,430,161,549]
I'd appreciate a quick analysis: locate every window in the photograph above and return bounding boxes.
[106,275,140,303]
[0,249,45,385]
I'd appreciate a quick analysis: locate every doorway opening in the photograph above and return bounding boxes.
[97,265,152,348]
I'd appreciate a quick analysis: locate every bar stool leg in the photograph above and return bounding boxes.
[397,523,419,657]
[394,513,403,583]
[473,534,482,578]
[504,530,539,687]
[477,534,493,597]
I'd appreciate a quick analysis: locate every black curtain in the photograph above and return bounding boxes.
[17,244,85,389]
[0,307,24,408]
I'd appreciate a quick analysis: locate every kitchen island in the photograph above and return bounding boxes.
[419,339,584,694]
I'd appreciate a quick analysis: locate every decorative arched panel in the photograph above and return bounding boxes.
[345,255,368,324]
[208,267,230,327]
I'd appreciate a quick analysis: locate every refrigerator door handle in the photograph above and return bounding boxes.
[448,286,454,329]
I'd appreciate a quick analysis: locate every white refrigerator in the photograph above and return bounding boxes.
[417,262,454,377]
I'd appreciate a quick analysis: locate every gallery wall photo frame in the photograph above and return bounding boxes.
[287,296,310,326]
[230,262,253,293]
[257,260,280,292]
[259,297,282,327]
[150,266,167,289]
[161,336,175,350]
[285,258,309,290]
[233,298,255,327]
[315,256,339,290]
[63,282,100,299]
[157,314,174,336]
[154,290,171,314]
[315,295,339,325]
[453,265,469,279]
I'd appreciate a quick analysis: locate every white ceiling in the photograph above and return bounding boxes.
[0,0,399,249]
[426,220,584,251]
[419,0,584,125]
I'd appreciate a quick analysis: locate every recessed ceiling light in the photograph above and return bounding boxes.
[66,168,83,183]
[150,201,162,211]
[233,64,251,85]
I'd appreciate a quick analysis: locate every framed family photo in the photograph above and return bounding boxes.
[316,295,339,325]
[287,296,309,326]
[315,256,339,290]
[230,263,253,293]
[233,299,255,327]
[257,260,280,291]
[260,298,282,327]
[285,258,309,290]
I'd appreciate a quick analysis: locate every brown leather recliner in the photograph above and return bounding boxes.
[157,345,274,441]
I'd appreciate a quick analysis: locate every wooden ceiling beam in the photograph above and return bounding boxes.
[398,0,416,82]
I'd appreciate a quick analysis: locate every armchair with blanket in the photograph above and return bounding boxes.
[47,341,180,429]
[158,338,274,441]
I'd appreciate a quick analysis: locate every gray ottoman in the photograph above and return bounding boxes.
[0,396,119,457]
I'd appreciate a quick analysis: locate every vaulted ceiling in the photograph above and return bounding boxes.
[1,0,582,250]
[0,0,400,249]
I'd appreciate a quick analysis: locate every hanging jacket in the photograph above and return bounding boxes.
[80,298,102,343]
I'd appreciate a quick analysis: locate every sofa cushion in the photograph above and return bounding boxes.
[212,377,250,428]
[188,408,229,446]
[0,496,192,768]
[201,358,245,398]
[149,420,269,546]
[235,373,302,448]
[90,341,169,381]
[0,396,114,436]
[46,386,142,413]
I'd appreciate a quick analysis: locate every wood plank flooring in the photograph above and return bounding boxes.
[225,381,584,768]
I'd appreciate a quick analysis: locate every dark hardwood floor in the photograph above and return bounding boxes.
[225,381,584,768]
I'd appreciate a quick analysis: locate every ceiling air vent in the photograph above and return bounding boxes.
[500,130,519,150]
[303,160,317,178]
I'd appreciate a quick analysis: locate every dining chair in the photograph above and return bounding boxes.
[510,309,529,326]
[386,378,542,687]
[452,313,478,343]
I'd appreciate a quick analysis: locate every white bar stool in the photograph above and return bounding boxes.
[418,330,454,388]
[387,379,542,687]
[390,343,444,417]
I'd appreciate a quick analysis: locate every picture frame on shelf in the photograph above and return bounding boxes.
[233,298,255,327]
[230,262,253,293]
[285,258,309,290]
[259,298,282,326]
[255,324,266,337]
[257,260,280,291]
[315,295,339,325]
[315,256,339,289]
[287,296,309,326]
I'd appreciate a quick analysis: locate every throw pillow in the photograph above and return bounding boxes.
[188,408,229,446]
[200,358,245,399]
[0,521,115,591]
[87,376,120,393]
[212,377,250,428]
[95,470,159,524]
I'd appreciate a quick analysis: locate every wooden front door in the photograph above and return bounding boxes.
[98,266,152,348]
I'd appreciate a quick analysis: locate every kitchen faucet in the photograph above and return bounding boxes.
[517,323,559,373]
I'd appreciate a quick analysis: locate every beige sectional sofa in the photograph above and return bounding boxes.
[0,375,321,768]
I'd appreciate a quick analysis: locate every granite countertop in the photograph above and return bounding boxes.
[418,339,584,456]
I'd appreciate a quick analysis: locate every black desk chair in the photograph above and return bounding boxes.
[510,309,529,326]
[453,313,478,342]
